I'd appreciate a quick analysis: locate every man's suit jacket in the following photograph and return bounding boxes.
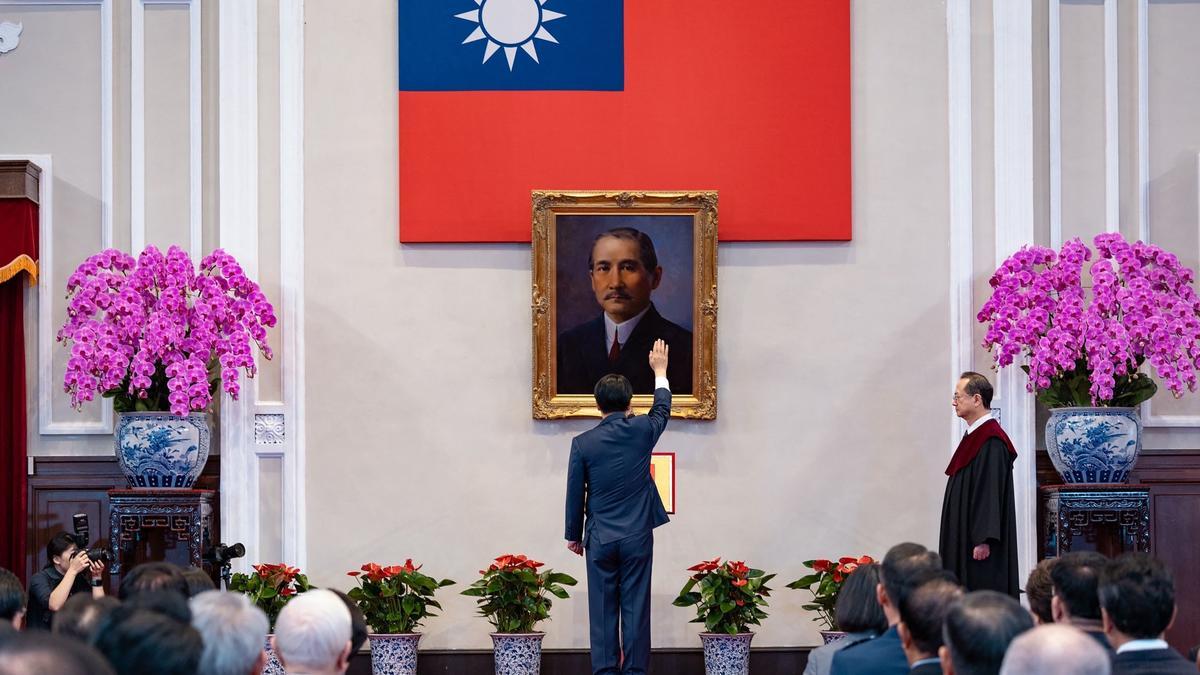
[909,662,943,675]
[557,304,693,395]
[829,626,909,675]
[1111,647,1197,675]
[565,388,671,547]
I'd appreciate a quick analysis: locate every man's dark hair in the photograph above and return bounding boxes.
[91,604,202,675]
[0,569,24,621]
[1024,558,1057,624]
[588,227,659,272]
[181,567,216,597]
[835,563,888,635]
[331,588,368,658]
[880,542,943,610]
[118,561,188,600]
[594,373,634,414]
[943,590,1033,675]
[125,590,193,624]
[1097,552,1174,639]
[52,595,119,643]
[959,372,994,408]
[0,632,115,675]
[46,532,76,563]
[1050,551,1108,621]
[898,571,962,655]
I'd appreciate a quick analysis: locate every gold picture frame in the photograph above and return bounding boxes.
[532,191,717,419]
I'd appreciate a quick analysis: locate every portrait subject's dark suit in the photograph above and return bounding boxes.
[565,387,671,675]
[558,304,693,395]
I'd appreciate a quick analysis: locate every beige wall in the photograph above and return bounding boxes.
[302,0,952,649]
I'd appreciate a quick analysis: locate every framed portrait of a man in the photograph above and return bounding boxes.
[532,191,717,419]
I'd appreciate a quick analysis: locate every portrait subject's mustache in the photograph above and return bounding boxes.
[605,291,632,300]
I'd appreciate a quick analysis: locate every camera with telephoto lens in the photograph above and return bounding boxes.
[70,513,113,565]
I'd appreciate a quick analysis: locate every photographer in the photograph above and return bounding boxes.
[26,532,106,631]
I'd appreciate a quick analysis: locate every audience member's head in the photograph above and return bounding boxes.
[0,569,25,630]
[273,589,352,675]
[190,590,269,675]
[183,567,218,597]
[0,631,115,675]
[999,624,1111,675]
[1098,552,1175,648]
[834,563,888,636]
[941,590,1034,675]
[1024,558,1057,625]
[878,542,943,624]
[118,561,189,600]
[1051,551,1107,625]
[897,570,962,665]
[52,595,119,643]
[329,589,368,659]
[125,589,193,624]
[91,603,203,675]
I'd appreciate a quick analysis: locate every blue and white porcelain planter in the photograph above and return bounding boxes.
[699,632,754,675]
[263,636,285,675]
[1045,407,1142,484]
[490,632,544,675]
[368,633,421,675]
[114,412,211,488]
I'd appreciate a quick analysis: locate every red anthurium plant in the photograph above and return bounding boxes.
[786,555,875,631]
[228,563,311,630]
[346,560,455,634]
[460,554,577,633]
[673,558,776,636]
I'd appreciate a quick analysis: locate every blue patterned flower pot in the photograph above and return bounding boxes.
[368,633,421,675]
[490,632,544,675]
[699,632,754,675]
[819,630,848,645]
[263,636,284,675]
[1046,407,1142,484]
[114,412,211,488]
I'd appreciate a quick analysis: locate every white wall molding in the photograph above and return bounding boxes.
[992,0,1038,589]
[4,0,114,435]
[131,0,202,258]
[1049,0,1062,249]
[947,0,974,456]
[278,0,307,569]
[218,0,260,572]
[1103,0,1120,233]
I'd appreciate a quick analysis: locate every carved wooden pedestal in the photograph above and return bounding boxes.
[107,489,215,574]
[1039,485,1151,559]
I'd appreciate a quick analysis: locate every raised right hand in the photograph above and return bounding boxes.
[648,339,669,377]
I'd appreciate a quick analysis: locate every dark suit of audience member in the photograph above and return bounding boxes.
[831,543,945,675]
[1100,553,1195,675]
[803,563,888,675]
[566,346,672,675]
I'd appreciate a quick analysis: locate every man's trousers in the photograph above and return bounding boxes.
[585,529,654,675]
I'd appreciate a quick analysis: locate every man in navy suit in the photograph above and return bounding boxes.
[565,339,672,675]
[557,228,693,396]
[1100,553,1195,675]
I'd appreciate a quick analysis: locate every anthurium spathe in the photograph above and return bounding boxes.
[228,562,312,630]
[673,558,776,636]
[786,555,875,631]
[346,560,455,634]
[461,553,577,634]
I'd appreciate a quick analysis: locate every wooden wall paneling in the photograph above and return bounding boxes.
[1148,484,1200,651]
[26,456,220,591]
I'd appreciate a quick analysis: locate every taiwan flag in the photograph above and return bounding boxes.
[398,0,851,243]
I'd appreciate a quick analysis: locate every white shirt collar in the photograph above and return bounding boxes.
[966,413,994,435]
[1115,638,1169,654]
[603,305,650,351]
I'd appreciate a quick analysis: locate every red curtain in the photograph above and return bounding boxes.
[0,199,38,584]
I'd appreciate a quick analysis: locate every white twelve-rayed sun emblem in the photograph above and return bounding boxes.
[456,0,565,71]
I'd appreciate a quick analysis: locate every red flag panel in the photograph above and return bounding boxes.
[398,0,851,243]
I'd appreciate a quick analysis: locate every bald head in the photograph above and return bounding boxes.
[999,625,1110,675]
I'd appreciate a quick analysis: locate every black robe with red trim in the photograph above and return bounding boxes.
[938,420,1019,597]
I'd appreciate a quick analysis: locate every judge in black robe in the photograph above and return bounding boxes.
[939,374,1019,597]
